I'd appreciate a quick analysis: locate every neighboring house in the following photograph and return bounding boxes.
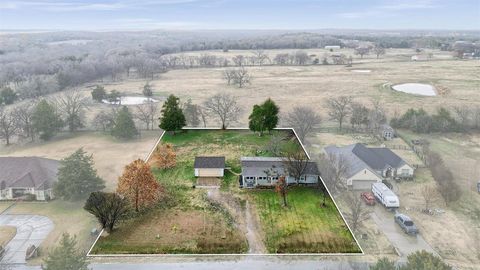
[194,156,225,177]
[239,157,320,188]
[0,157,59,201]
[380,124,395,140]
[324,143,414,190]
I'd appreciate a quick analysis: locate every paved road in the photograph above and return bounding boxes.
[0,214,54,264]
[371,206,436,259]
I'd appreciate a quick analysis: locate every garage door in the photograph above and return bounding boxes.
[352,180,377,190]
[197,168,222,177]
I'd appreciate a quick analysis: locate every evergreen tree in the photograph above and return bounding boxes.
[159,95,186,134]
[91,85,106,102]
[370,257,396,270]
[262,98,279,133]
[143,82,153,97]
[248,98,279,136]
[0,87,17,105]
[32,100,63,141]
[54,148,105,201]
[43,233,89,270]
[402,250,452,270]
[111,106,138,139]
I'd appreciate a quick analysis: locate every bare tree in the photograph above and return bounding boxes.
[253,49,269,65]
[294,50,309,65]
[373,45,386,59]
[327,96,353,131]
[282,147,309,182]
[232,67,251,88]
[135,101,159,130]
[92,108,118,132]
[264,132,285,156]
[368,99,387,133]
[203,93,242,129]
[421,185,439,212]
[223,69,235,85]
[232,55,246,66]
[354,47,370,58]
[55,90,88,132]
[12,101,36,142]
[345,191,371,231]
[350,102,369,130]
[319,152,350,194]
[284,106,321,143]
[0,107,17,145]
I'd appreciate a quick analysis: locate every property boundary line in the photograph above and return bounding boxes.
[86,127,363,257]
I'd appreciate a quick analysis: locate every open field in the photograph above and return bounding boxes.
[93,129,358,254]
[250,187,360,253]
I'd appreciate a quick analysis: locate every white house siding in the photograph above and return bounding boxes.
[347,169,382,188]
[397,164,414,177]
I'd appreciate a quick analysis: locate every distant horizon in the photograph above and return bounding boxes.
[1,0,479,31]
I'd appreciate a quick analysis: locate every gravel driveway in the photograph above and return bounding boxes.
[0,214,54,264]
[371,206,436,260]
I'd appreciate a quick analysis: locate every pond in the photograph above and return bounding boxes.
[391,83,437,96]
[350,69,372,73]
[102,96,160,105]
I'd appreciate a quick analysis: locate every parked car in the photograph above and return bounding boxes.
[361,192,375,206]
[394,213,419,235]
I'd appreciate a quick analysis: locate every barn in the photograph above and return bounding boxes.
[194,156,225,177]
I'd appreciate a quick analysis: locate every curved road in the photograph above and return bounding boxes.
[0,214,54,265]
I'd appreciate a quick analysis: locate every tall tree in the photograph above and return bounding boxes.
[327,96,353,131]
[55,148,105,201]
[0,107,17,146]
[350,102,370,130]
[142,82,153,97]
[275,176,288,207]
[135,101,158,130]
[12,101,36,142]
[204,93,242,129]
[345,191,370,231]
[111,106,138,139]
[159,95,186,134]
[42,233,89,270]
[248,104,265,135]
[373,45,386,59]
[282,146,309,183]
[91,85,106,102]
[84,192,130,233]
[32,99,63,141]
[257,98,280,134]
[284,106,321,143]
[56,90,87,133]
[183,99,201,127]
[117,159,162,212]
[0,87,17,105]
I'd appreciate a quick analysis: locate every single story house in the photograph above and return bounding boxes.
[324,143,414,190]
[240,157,320,188]
[0,157,59,201]
[380,124,395,140]
[194,156,225,177]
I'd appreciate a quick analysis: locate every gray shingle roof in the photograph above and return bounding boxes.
[194,156,225,169]
[0,157,59,190]
[240,157,320,177]
[324,143,407,178]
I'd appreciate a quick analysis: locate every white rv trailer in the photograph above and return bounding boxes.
[372,182,400,208]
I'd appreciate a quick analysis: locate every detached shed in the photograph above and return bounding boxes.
[194,156,225,177]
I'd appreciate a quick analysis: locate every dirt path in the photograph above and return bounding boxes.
[206,188,266,253]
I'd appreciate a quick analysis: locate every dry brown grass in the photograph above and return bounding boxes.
[0,226,16,247]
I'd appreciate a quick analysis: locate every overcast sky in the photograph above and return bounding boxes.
[0,0,479,30]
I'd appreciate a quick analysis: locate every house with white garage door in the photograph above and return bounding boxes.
[324,143,414,190]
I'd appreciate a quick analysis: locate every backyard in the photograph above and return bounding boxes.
[92,129,360,254]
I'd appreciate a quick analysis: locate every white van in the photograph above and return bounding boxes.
[372,182,400,208]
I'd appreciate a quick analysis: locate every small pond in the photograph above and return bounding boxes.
[391,83,437,96]
[351,69,372,73]
[102,96,160,105]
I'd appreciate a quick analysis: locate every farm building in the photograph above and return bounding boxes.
[325,45,341,50]
[194,156,225,177]
[380,124,395,140]
[239,157,320,188]
[0,157,58,201]
[324,143,414,190]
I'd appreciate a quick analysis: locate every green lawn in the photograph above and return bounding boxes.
[93,129,360,254]
[250,187,361,253]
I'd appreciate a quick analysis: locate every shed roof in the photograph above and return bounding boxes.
[194,156,225,169]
